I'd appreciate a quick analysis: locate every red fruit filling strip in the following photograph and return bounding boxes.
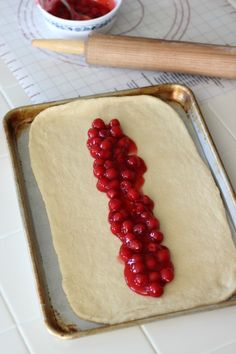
[87,118,174,297]
[42,0,115,20]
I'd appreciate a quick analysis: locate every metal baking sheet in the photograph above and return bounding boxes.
[3,84,236,339]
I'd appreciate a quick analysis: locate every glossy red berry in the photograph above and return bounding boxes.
[113,212,124,223]
[100,139,112,150]
[134,202,145,214]
[121,169,135,181]
[107,188,119,199]
[121,220,133,234]
[96,177,109,192]
[107,179,120,190]
[145,255,157,270]
[120,208,129,220]
[124,232,135,243]
[109,118,120,127]
[99,129,110,138]
[104,160,115,169]
[108,211,115,223]
[110,125,123,137]
[148,282,163,297]
[126,155,140,168]
[93,165,105,178]
[119,245,132,262]
[120,180,132,192]
[92,118,105,129]
[133,223,146,235]
[129,239,142,251]
[149,230,164,243]
[90,137,102,146]
[90,147,100,158]
[97,149,111,159]
[109,198,122,212]
[129,254,143,264]
[131,262,145,274]
[148,271,161,282]
[146,217,160,230]
[157,248,170,263]
[118,137,131,149]
[134,274,148,286]
[140,211,152,220]
[127,188,139,201]
[142,195,154,209]
[88,128,98,138]
[110,223,121,235]
[93,158,104,168]
[146,242,159,253]
[138,158,147,173]
[160,267,174,282]
[105,168,118,180]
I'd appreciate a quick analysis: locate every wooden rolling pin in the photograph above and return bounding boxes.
[32,34,236,78]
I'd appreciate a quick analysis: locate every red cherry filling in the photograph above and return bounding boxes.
[87,118,174,297]
[45,0,115,20]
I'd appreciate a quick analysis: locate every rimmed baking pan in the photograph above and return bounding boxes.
[3,84,236,338]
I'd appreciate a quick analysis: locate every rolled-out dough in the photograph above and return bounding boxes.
[29,95,236,324]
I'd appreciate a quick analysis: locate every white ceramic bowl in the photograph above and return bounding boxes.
[37,0,123,38]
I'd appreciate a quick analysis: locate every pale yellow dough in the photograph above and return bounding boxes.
[29,95,236,324]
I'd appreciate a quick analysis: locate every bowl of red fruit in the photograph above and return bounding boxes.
[36,0,122,38]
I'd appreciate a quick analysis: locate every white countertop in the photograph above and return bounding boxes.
[0,58,236,354]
